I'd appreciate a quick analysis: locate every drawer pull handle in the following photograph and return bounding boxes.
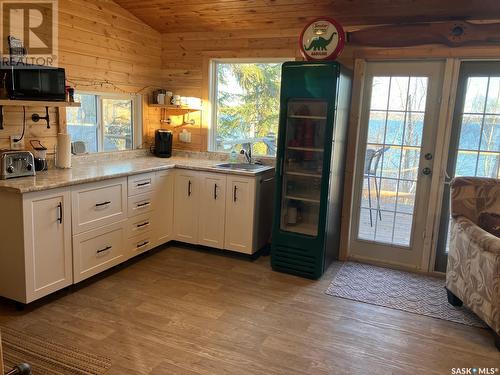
[136,202,150,208]
[214,183,218,200]
[137,221,150,228]
[97,245,112,254]
[188,180,192,197]
[57,202,63,224]
[137,241,149,248]
[95,201,111,207]
[137,181,150,187]
[233,186,238,202]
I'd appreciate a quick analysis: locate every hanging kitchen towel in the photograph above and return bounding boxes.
[56,133,71,168]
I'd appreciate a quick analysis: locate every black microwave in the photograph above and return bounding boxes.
[1,66,66,101]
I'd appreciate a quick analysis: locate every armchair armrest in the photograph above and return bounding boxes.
[456,216,500,255]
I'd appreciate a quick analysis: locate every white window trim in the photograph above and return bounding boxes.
[208,58,292,153]
[69,91,142,152]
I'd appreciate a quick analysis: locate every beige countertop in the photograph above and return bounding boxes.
[0,156,274,194]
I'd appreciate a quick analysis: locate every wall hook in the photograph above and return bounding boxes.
[31,106,50,128]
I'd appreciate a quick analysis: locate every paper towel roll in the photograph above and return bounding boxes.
[56,133,72,169]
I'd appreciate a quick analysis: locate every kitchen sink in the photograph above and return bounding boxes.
[214,163,268,171]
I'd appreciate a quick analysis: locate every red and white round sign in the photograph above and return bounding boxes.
[299,18,345,61]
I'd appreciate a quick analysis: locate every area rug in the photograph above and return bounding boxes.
[325,262,487,328]
[1,326,111,375]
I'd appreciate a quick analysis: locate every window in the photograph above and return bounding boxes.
[67,93,141,153]
[210,60,288,156]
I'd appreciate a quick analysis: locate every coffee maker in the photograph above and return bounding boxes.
[154,130,173,158]
[30,140,48,171]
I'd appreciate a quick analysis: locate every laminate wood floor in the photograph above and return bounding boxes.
[0,245,498,374]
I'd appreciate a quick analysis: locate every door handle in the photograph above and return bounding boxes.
[233,185,238,202]
[422,167,432,175]
[214,183,218,200]
[188,180,192,196]
[97,245,112,254]
[137,241,149,248]
[95,201,111,207]
[57,202,63,224]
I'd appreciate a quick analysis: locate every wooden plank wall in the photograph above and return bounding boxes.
[0,0,163,153]
[159,29,356,151]
[160,29,302,151]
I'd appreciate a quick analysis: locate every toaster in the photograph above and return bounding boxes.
[0,150,35,179]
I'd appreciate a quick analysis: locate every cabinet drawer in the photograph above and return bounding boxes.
[127,233,153,259]
[73,221,126,283]
[72,178,127,235]
[126,212,153,238]
[128,192,154,217]
[128,173,155,196]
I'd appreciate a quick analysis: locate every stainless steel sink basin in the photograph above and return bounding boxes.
[214,163,267,171]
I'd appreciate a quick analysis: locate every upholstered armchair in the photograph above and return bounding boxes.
[446,177,500,349]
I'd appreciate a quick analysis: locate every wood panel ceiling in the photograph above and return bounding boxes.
[113,0,500,33]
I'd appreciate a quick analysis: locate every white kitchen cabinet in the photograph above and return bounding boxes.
[73,221,126,283]
[224,176,255,254]
[224,172,275,254]
[71,178,127,234]
[128,172,155,196]
[173,170,199,244]
[153,170,174,247]
[198,173,226,249]
[0,188,72,303]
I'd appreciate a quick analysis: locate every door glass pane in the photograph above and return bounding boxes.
[102,99,133,152]
[280,99,327,236]
[67,93,98,153]
[357,76,428,247]
[442,74,500,256]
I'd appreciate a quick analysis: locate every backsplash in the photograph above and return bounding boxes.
[70,148,276,167]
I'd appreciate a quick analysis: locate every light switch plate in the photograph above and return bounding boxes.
[10,135,24,150]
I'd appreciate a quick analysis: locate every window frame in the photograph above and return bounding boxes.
[67,91,142,153]
[208,58,291,154]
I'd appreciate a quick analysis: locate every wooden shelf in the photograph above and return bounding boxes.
[0,99,81,107]
[149,104,200,114]
[287,146,324,152]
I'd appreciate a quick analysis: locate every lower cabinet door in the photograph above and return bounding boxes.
[198,173,226,249]
[23,188,73,302]
[173,171,199,244]
[73,221,126,283]
[224,176,255,254]
[153,170,174,247]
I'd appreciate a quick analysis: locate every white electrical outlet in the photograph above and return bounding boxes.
[10,135,25,150]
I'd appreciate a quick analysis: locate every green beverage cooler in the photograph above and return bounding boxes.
[271,61,352,279]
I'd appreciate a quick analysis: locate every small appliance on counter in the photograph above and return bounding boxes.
[0,150,35,179]
[153,129,173,158]
[30,140,48,171]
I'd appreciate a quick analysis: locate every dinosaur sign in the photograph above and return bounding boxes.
[300,18,345,61]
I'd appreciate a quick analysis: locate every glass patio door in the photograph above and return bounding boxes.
[350,61,445,269]
[435,61,500,272]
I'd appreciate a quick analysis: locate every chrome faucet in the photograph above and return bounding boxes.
[240,145,252,164]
